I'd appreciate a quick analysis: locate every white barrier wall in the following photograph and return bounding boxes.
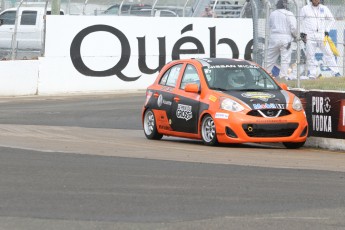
[0,60,38,96]
[39,16,253,94]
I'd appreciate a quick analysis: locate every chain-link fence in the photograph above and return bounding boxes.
[0,0,198,16]
[0,0,250,17]
[250,0,344,86]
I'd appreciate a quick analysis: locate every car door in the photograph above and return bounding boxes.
[16,10,41,50]
[147,64,183,130]
[169,64,201,134]
[0,10,16,49]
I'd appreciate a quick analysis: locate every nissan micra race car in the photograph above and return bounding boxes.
[142,58,308,149]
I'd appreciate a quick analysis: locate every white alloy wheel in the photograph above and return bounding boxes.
[143,109,162,140]
[201,115,218,145]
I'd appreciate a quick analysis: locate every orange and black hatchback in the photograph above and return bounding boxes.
[142,58,308,149]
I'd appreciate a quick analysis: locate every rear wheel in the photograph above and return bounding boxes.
[143,109,163,140]
[282,141,305,149]
[201,115,218,146]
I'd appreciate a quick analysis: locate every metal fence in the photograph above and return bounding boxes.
[250,0,345,86]
[0,0,249,16]
[0,0,198,16]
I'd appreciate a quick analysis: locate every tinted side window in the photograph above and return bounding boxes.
[159,69,170,85]
[46,11,64,15]
[180,64,199,90]
[166,64,182,87]
[103,5,120,14]
[20,11,37,25]
[105,5,131,14]
[159,64,182,87]
[0,11,16,25]
[131,10,152,16]
[160,11,176,17]
[130,4,151,11]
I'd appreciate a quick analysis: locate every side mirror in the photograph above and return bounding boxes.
[184,83,200,93]
[279,83,288,91]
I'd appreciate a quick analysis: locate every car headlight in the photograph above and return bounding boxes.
[220,97,244,112]
[292,96,303,111]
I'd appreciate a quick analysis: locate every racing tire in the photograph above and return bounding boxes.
[143,109,163,140]
[282,141,305,149]
[201,115,218,146]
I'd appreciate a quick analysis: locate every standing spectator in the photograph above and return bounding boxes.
[201,5,216,18]
[266,0,297,80]
[241,0,252,18]
[300,0,341,78]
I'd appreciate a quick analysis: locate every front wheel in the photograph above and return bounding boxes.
[143,109,163,140]
[201,115,218,146]
[282,141,305,149]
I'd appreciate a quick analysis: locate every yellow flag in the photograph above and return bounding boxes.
[324,36,340,56]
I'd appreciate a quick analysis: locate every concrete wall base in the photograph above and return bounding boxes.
[305,137,345,152]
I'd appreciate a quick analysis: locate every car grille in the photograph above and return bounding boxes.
[247,109,291,118]
[242,123,298,137]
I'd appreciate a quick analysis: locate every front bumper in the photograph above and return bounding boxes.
[213,111,308,144]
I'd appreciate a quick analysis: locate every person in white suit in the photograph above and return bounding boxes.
[300,0,341,78]
[266,0,297,80]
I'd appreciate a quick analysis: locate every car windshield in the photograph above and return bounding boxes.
[203,65,279,91]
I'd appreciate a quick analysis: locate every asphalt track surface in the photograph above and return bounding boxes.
[0,92,345,230]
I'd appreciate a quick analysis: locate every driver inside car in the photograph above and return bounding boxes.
[227,71,246,89]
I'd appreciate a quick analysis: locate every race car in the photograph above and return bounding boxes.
[142,58,308,149]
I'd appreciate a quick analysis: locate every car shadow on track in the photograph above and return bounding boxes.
[160,137,286,149]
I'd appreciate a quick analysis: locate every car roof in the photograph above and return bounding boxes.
[105,3,152,10]
[103,3,152,15]
[193,58,253,67]
[2,7,64,14]
[3,7,46,12]
[131,8,178,17]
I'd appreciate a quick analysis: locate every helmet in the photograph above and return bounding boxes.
[276,0,288,9]
[228,71,246,88]
[310,0,324,5]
